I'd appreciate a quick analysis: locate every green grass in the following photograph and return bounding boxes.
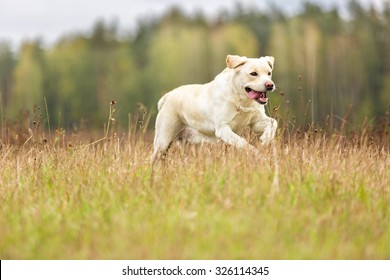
[0,131,389,259]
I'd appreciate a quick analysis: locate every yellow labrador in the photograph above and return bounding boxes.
[152,54,277,162]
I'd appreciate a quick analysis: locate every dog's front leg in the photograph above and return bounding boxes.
[215,124,253,149]
[252,117,278,145]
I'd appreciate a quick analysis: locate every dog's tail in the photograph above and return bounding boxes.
[157,94,167,111]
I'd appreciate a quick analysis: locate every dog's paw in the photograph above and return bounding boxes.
[260,119,277,146]
[260,133,274,146]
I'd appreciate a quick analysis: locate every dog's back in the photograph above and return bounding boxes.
[157,94,167,111]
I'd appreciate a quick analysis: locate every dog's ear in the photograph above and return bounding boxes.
[263,56,275,70]
[226,55,248,69]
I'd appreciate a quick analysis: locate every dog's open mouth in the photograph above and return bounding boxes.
[245,87,268,104]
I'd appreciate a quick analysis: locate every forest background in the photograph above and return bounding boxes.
[1,0,389,134]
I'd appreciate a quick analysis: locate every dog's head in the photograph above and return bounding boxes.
[226,55,275,105]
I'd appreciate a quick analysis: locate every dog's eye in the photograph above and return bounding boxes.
[268,72,272,76]
[250,72,258,76]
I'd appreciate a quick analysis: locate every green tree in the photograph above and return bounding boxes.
[105,44,140,123]
[11,41,44,117]
[210,23,260,74]
[46,36,97,127]
[0,42,15,107]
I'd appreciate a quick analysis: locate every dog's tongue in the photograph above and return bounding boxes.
[248,90,268,102]
[247,90,262,99]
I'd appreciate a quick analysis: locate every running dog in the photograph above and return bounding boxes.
[152,54,277,162]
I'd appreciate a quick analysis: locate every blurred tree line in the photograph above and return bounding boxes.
[0,0,389,131]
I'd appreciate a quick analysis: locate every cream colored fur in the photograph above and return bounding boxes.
[152,54,277,162]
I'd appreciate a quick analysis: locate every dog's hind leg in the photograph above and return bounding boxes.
[151,112,183,164]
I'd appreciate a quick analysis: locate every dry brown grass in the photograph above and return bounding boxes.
[1,121,389,259]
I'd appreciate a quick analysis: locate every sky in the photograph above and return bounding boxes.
[0,0,386,49]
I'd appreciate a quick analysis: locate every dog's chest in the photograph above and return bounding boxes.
[229,106,257,132]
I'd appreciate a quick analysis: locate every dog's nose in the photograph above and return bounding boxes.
[265,82,274,91]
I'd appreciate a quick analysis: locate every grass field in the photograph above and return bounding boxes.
[0,123,389,259]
